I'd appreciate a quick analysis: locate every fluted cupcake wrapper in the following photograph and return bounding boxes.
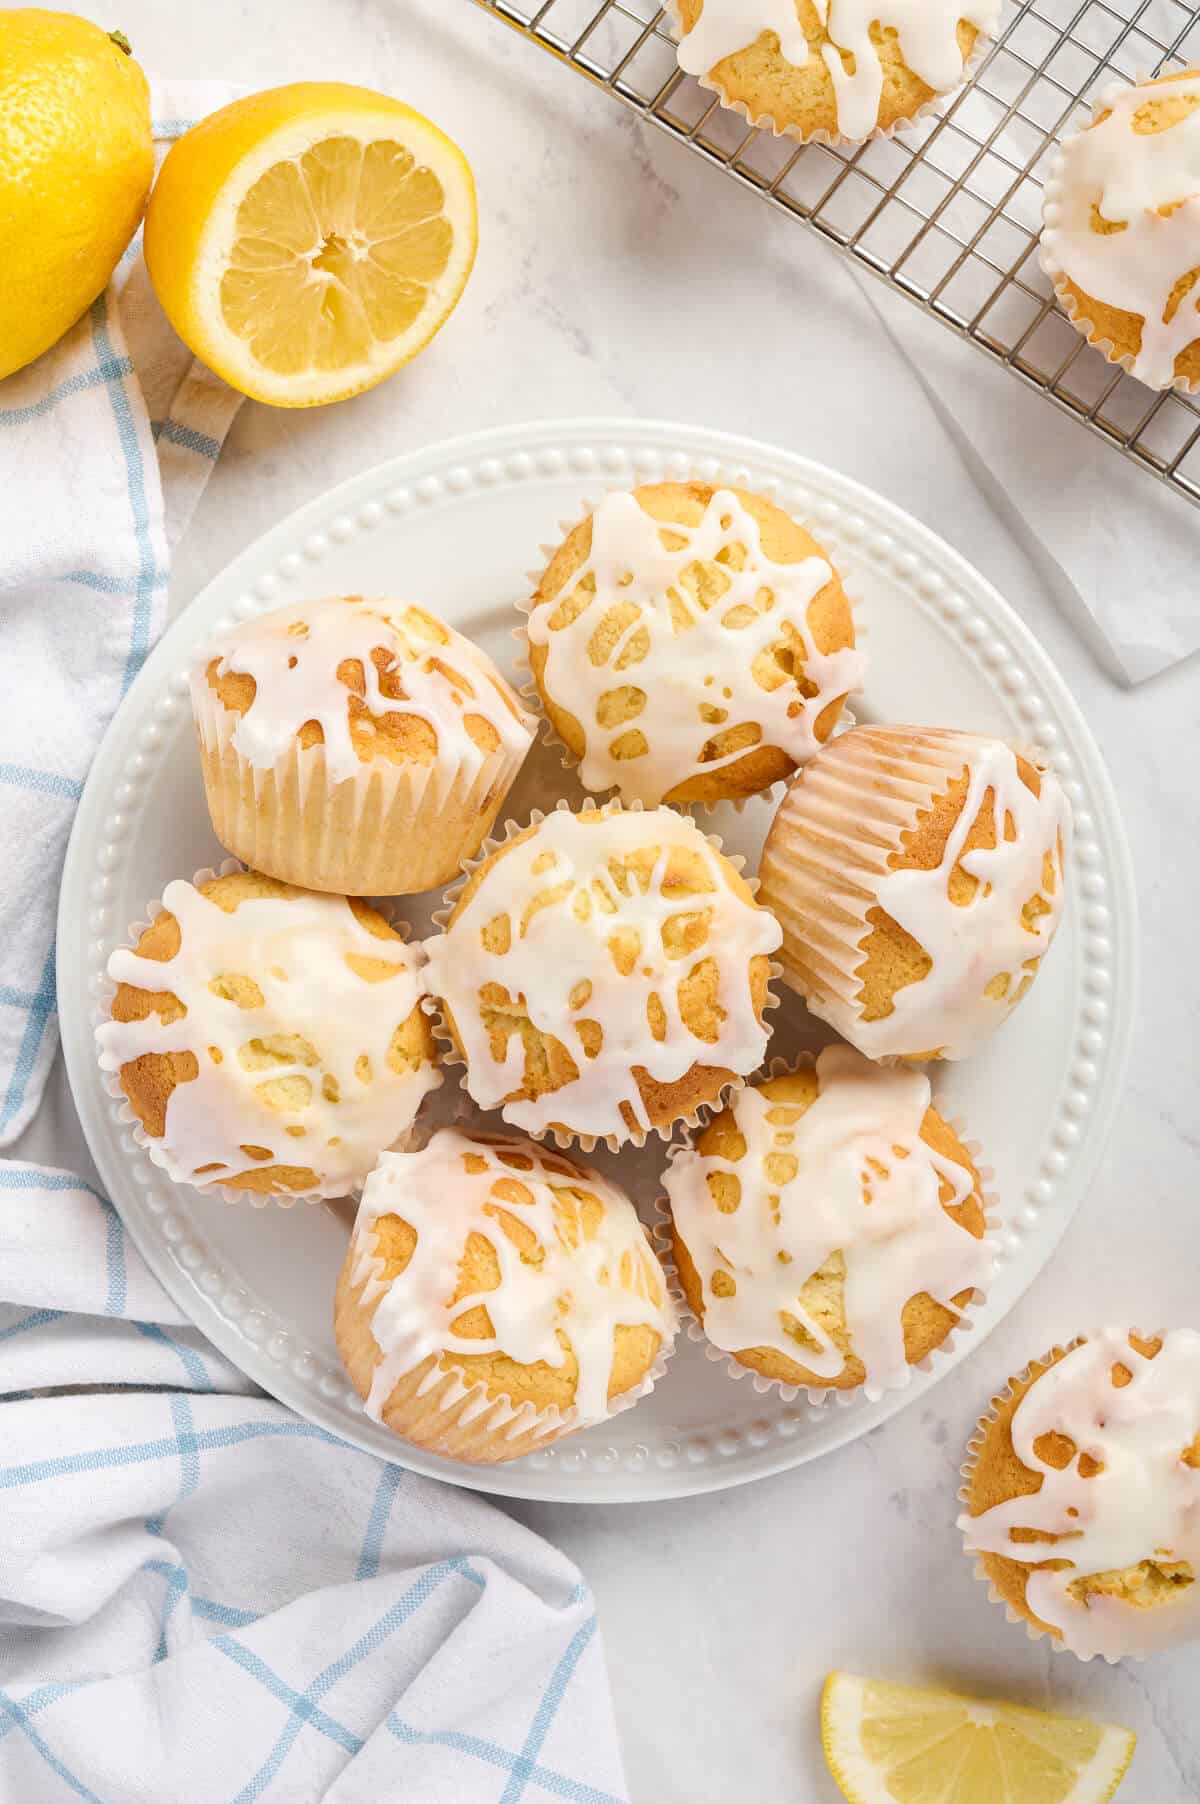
[653,1054,998,1409]
[512,486,867,817]
[1040,76,1200,398]
[191,679,532,898]
[94,860,439,1209]
[659,0,997,149]
[421,795,783,1155]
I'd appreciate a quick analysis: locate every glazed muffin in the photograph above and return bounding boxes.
[422,803,781,1147]
[664,1043,990,1396]
[671,0,999,142]
[758,726,1071,1061]
[334,1126,676,1463]
[191,596,535,895]
[526,482,861,807]
[960,1329,1200,1659]
[1042,71,1200,392]
[95,869,439,1199]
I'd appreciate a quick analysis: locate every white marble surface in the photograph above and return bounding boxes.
[32,2,1200,1798]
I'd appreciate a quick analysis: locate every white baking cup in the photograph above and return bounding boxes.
[956,1330,1176,1663]
[94,860,441,1208]
[421,794,782,1153]
[512,478,867,815]
[1040,74,1200,398]
[58,418,1136,1501]
[660,0,997,150]
[654,1054,998,1412]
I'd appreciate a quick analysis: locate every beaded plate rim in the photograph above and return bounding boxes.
[57,417,1138,1504]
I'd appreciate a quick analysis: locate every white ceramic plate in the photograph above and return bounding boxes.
[58,418,1136,1503]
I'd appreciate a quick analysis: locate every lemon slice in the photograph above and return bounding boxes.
[821,1672,1136,1804]
[144,81,476,407]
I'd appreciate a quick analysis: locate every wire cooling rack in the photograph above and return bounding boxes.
[469,0,1200,507]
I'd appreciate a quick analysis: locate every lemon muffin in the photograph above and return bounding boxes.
[671,0,1000,142]
[334,1126,676,1463]
[960,1329,1200,1660]
[1042,71,1200,392]
[191,596,535,895]
[526,482,861,807]
[95,868,439,1199]
[664,1043,990,1396]
[422,803,781,1147]
[757,726,1071,1061]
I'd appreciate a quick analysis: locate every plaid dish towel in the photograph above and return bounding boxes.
[0,80,630,1804]
[0,81,243,1146]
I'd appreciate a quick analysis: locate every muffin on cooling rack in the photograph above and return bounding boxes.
[1042,69,1200,392]
[334,1126,676,1463]
[96,869,439,1199]
[422,802,781,1148]
[664,1043,991,1397]
[960,1328,1200,1659]
[670,0,1000,142]
[525,480,861,807]
[191,595,535,896]
[757,726,1071,1061]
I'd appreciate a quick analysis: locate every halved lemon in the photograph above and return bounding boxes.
[821,1672,1136,1804]
[144,81,477,407]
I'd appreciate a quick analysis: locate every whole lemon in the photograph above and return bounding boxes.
[0,9,152,380]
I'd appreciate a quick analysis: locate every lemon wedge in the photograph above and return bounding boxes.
[821,1672,1136,1804]
[144,81,476,407]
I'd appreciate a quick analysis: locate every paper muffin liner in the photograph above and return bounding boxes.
[95,860,441,1209]
[338,1160,678,1465]
[420,795,783,1154]
[512,483,867,818]
[653,1053,997,1410]
[659,0,996,149]
[1040,75,1200,398]
[956,1330,1167,1664]
[191,675,534,898]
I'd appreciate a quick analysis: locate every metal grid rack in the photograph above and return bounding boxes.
[469,0,1200,508]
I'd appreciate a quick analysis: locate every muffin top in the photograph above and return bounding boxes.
[526,483,860,806]
[1043,70,1200,391]
[673,0,998,140]
[665,1043,990,1393]
[423,805,781,1144]
[193,596,534,785]
[96,870,439,1196]
[348,1127,675,1421]
[762,727,1071,1060]
[961,1329,1200,1659]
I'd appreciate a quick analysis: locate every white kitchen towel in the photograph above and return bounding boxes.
[0,81,243,1148]
[0,1173,630,1804]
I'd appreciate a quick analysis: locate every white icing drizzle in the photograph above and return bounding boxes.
[675,0,1000,139]
[527,489,862,806]
[96,880,439,1192]
[422,807,781,1143]
[761,729,1071,1060]
[665,1044,990,1392]
[349,1127,675,1423]
[962,1330,1200,1659]
[1045,76,1200,390]
[192,596,534,787]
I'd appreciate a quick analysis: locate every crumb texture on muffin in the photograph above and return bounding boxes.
[961,1328,1200,1659]
[193,595,533,784]
[95,870,439,1195]
[339,1128,675,1441]
[527,483,861,805]
[673,0,999,140]
[1043,71,1200,390]
[423,805,781,1145]
[665,1042,990,1394]
[759,726,1071,1061]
